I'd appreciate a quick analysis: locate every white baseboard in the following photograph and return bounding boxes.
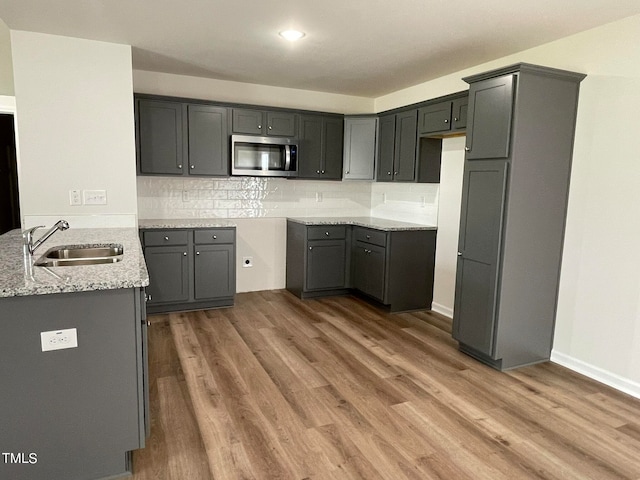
[431,302,453,318]
[551,350,640,400]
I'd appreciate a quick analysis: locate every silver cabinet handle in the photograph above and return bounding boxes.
[164,236,169,241]
[394,171,398,175]
[454,117,459,122]
[366,234,371,239]
[346,171,350,174]
[268,125,272,130]
[387,171,391,175]
[465,147,471,151]
[177,164,182,169]
[457,252,463,256]
[316,170,320,174]
[183,252,187,256]
[325,232,330,236]
[196,251,200,255]
[321,170,325,174]
[148,294,152,301]
[213,235,217,239]
[444,119,449,123]
[190,165,195,169]
[257,124,262,129]
[309,246,313,250]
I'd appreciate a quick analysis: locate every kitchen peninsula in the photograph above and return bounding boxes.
[0,227,149,480]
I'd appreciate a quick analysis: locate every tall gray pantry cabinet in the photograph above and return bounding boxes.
[453,63,585,370]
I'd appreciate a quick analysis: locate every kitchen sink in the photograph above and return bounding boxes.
[34,244,124,267]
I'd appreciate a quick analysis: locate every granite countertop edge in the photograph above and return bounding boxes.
[286,216,437,231]
[0,227,149,298]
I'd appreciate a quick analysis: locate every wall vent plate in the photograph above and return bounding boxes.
[41,328,78,352]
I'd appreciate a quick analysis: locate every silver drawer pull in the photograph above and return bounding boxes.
[325,232,330,236]
[309,246,313,250]
[196,251,200,255]
[177,164,182,169]
[164,236,169,241]
[183,252,187,256]
[366,235,371,239]
[213,235,217,239]
[444,119,449,123]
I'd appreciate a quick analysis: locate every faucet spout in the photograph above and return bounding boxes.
[23,220,70,255]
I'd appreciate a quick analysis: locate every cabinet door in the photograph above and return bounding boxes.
[466,75,514,160]
[376,114,395,181]
[298,114,323,178]
[418,102,452,134]
[453,161,508,357]
[323,116,344,180]
[452,97,468,131]
[232,108,264,134]
[267,111,296,136]
[306,240,347,290]
[393,110,418,181]
[343,117,377,180]
[144,246,189,304]
[194,244,235,300]
[188,105,229,176]
[138,100,184,175]
[353,241,386,301]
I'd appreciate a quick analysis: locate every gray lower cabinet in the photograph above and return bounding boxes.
[141,228,236,313]
[286,221,436,312]
[453,63,586,370]
[136,99,229,176]
[286,222,349,297]
[342,116,377,180]
[0,288,147,480]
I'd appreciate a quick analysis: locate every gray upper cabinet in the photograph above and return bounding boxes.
[376,110,418,182]
[343,116,377,180]
[232,108,296,136]
[465,75,514,160]
[138,99,184,175]
[418,95,469,135]
[188,105,229,176]
[297,114,344,180]
[136,99,229,177]
[452,63,586,370]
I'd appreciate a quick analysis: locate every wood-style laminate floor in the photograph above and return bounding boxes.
[132,290,640,480]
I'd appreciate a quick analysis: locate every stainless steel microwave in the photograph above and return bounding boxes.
[231,135,298,177]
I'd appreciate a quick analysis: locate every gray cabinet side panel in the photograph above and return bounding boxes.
[495,72,583,367]
[0,289,140,480]
[286,220,306,296]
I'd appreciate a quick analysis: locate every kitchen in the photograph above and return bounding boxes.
[2,2,640,479]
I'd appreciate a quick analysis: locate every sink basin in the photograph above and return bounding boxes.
[34,244,124,267]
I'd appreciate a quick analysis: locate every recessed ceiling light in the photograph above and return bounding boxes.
[279,30,305,42]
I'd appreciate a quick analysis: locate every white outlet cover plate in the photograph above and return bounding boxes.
[41,328,78,352]
[83,189,107,205]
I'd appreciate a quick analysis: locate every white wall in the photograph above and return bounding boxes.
[11,31,138,228]
[381,14,640,397]
[0,18,13,96]
[133,70,374,114]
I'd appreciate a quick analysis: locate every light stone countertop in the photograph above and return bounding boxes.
[139,219,237,229]
[0,227,149,298]
[287,216,437,231]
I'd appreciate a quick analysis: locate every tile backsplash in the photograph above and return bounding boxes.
[137,176,439,225]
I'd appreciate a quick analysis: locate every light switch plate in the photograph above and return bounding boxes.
[41,328,78,352]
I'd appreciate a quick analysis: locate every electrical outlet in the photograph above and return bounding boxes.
[69,189,82,206]
[182,190,191,202]
[316,192,323,202]
[242,256,253,268]
[83,190,107,205]
[40,328,78,352]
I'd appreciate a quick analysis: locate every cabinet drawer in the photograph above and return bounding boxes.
[354,227,387,247]
[307,225,346,240]
[143,230,189,246]
[194,228,235,244]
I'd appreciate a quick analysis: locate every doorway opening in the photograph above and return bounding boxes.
[0,113,20,235]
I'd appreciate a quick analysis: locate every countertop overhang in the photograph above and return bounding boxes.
[0,228,149,298]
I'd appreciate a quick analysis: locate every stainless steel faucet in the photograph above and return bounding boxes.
[23,220,70,255]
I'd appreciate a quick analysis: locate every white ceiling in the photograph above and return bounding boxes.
[1,0,640,97]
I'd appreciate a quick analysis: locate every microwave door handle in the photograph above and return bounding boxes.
[284,145,291,171]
